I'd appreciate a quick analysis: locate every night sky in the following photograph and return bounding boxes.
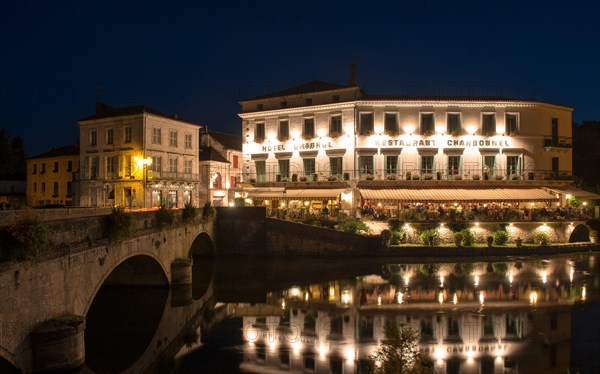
[1,0,599,156]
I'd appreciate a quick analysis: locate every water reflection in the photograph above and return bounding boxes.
[179,254,599,374]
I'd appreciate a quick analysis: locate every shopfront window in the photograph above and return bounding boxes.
[168,190,177,208]
[278,159,290,179]
[483,155,496,176]
[448,155,461,176]
[421,155,434,175]
[507,155,521,177]
[152,190,162,208]
[329,157,343,178]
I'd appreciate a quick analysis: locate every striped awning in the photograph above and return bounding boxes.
[245,187,285,198]
[285,188,345,199]
[360,188,557,202]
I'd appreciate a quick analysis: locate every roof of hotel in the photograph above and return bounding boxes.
[78,105,201,125]
[240,80,358,101]
[29,144,79,160]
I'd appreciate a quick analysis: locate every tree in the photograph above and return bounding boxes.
[369,323,432,374]
[0,128,25,177]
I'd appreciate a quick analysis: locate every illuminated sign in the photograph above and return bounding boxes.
[373,137,511,148]
[261,141,335,152]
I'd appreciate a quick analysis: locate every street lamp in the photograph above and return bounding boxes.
[135,156,153,208]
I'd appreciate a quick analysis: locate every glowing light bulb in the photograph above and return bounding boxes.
[377,295,381,305]
[474,275,480,287]
[509,272,513,285]
[542,271,547,284]
[453,293,458,304]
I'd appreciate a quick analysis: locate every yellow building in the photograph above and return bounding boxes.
[26,144,79,207]
[77,104,202,209]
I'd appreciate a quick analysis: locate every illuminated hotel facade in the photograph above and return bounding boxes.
[238,81,580,212]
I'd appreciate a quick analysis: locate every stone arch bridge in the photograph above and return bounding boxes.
[0,212,216,372]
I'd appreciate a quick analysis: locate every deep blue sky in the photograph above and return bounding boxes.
[1,0,599,156]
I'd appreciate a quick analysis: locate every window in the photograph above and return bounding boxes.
[255,160,266,182]
[330,157,343,178]
[551,118,559,145]
[41,163,46,174]
[303,158,316,177]
[169,158,178,173]
[552,157,559,177]
[66,181,72,197]
[482,113,496,135]
[232,155,239,168]
[448,155,461,175]
[447,113,461,135]
[90,129,97,146]
[420,113,435,135]
[106,156,118,178]
[152,128,162,144]
[169,130,177,147]
[359,113,374,135]
[41,182,46,192]
[359,155,374,176]
[385,155,398,175]
[384,113,398,135]
[482,316,495,338]
[152,156,162,173]
[303,118,315,139]
[278,159,289,179]
[184,159,192,175]
[483,155,496,175]
[421,155,434,174]
[185,133,192,149]
[53,162,58,172]
[90,157,98,179]
[124,127,132,143]
[506,113,518,135]
[124,155,132,177]
[67,160,72,172]
[278,120,289,140]
[506,315,519,336]
[33,182,37,192]
[32,164,37,174]
[507,155,521,177]
[53,181,59,197]
[106,128,114,145]
[329,115,342,137]
[254,122,265,142]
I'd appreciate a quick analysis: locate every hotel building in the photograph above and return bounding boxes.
[77,104,202,209]
[238,80,588,213]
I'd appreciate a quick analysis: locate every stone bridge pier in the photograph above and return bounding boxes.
[0,220,216,372]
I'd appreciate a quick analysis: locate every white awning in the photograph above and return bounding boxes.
[546,188,600,200]
[245,187,285,198]
[360,188,557,202]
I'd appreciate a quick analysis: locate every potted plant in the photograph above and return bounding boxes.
[472,174,481,181]
[386,174,397,180]
[510,173,520,180]
[422,173,433,180]
[249,178,257,184]
[299,175,308,182]
[327,175,338,181]
[486,235,494,248]
[590,230,598,244]
[494,174,504,180]
[365,174,374,180]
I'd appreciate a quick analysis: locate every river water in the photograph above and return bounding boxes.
[87,254,600,373]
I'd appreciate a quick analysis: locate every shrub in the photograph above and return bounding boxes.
[493,230,509,245]
[388,219,404,232]
[104,206,133,242]
[338,218,369,234]
[202,203,216,221]
[380,229,392,245]
[182,203,198,223]
[454,231,464,247]
[156,206,175,229]
[460,229,475,246]
[448,220,467,233]
[1,217,51,261]
[534,231,549,245]
[390,230,407,245]
[420,229,439,245]
[590,229,598,238]
[492,262,509,274]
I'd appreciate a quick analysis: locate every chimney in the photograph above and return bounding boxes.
[349,64,357,86]
[95,102,113,114]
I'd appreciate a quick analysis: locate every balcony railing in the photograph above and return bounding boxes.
[543,136,572,149]
[243,167,573,184]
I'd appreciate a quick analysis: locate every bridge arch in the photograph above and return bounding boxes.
[569,224,591,242]
[189,231,215,257]
[84,253,169,373]
[188,232,215,300]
